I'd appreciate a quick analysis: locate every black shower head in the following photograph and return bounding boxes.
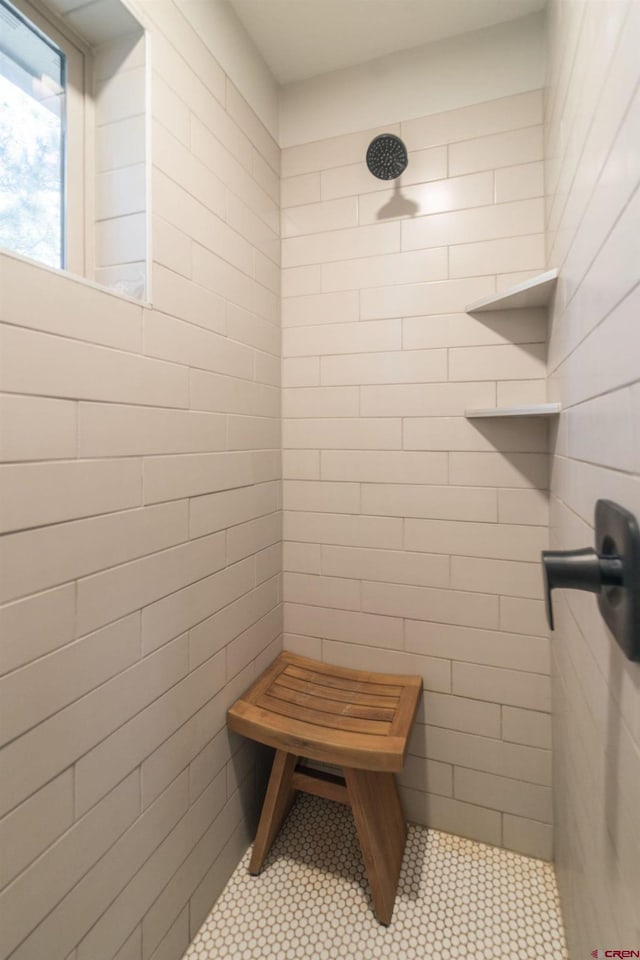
[366,133,408,180]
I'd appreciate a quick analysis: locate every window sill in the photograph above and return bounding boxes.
[0,246,153,310]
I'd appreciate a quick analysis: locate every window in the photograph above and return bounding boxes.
[0,0,148,300]
[0,0,84,271]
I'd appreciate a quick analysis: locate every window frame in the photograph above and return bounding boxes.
[1,0,91,275]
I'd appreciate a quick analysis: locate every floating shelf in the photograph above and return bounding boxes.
[466,269,559,313]
[465,403,561,419]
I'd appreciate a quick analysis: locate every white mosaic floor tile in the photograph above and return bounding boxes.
[185,793,568,960]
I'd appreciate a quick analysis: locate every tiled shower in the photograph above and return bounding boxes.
[0,0,638,959]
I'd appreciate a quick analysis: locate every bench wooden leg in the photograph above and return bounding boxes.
[344,768,407,925]
[249,749,298,875]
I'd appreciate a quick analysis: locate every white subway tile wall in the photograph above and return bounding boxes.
[0,4,280,960]
[94,30,148,298]
[281,89,552,860]
[545,0,640,956]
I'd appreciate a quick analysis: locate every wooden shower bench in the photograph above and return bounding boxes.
[227,651,423,924]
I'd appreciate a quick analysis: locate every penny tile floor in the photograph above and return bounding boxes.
[184,793,568,960]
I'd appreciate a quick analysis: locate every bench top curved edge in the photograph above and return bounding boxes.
[227,652,423,773]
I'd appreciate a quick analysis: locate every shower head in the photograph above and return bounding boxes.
[366,133,408,180]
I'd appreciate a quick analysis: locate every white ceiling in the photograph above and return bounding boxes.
[228,0,547,85]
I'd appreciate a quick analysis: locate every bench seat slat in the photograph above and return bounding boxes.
[275,672,400,708]
[270,681,397,722]
[283,663,405,698]
[257,692,393,736]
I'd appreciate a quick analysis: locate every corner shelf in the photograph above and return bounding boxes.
[463,269,560,423]
[465,269,559,314]
[465,403,561,419]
